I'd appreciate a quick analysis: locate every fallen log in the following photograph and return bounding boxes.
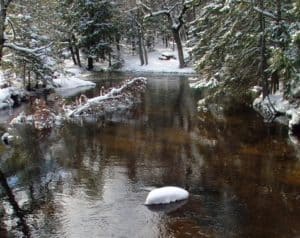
[9,77,147,131]
[65,77,147,118]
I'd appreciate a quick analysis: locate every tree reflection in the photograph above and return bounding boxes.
[0,169,31,237]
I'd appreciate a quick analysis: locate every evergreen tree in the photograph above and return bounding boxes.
[190,0,299,99]
[73,0,119,70]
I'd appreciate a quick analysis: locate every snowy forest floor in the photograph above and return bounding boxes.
[121,46,195,74]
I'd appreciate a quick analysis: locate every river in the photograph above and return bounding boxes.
[0,73,300,237]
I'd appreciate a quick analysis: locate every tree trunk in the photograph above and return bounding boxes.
[23,63,26,87]
[68,39,77,65]
[138,31,144,66]
[27,70,31,90]
[87,57,93,70]
[75,46,81,67]
[0,1,7,63]
[108,52,112,67]
[116,34,121,52]
[0,169,31,237]
[172,29,185,68]
[259,0,268,98]
[141,32,148,65]
[72,34,81,67]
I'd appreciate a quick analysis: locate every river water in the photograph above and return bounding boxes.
[0,73,300,237]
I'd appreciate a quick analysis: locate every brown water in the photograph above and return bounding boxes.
[0,74,300,238]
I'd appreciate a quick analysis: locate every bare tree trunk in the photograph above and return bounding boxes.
[23,63,26,87]
[75,46,81,67]
[87,57,93,70]
[259,0,268,98]
[72,34,81,67]
[108,51,112,67]
[0,0,7,63]
[0,169,31,237]
[27,70,31,90]
[141,30,148,65]
[173,29,185,68]
[68,39,77,65]
[138,31,144,66]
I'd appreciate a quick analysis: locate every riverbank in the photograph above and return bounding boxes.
[189,77,300,138]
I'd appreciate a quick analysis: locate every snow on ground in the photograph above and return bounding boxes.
[121,47,195,74]
[53,59,96,96]
[0,71,26,110]
[145,186,189,205]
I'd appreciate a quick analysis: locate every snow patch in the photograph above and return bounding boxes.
[121,47,195,74]
[53,76,95,90]
[53,59,96,96]
[0,86,25,110]
[145,186,189,205]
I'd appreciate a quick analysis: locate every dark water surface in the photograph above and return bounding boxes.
[1,74,300,238]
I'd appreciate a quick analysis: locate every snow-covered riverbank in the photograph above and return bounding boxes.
[53,60,96,97]
[253,92,300,135]
[188,76,300,137]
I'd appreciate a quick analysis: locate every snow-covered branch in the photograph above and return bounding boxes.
[139,0,190,31]
[253,7,277,21]
[67,77,147,118]
[4,42,53,56]
[6,17,16,41]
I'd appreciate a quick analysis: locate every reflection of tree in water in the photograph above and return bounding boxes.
[0,127,65,237]
[1,75,299,237]
[187,105,300,236]
[0,169,30,237]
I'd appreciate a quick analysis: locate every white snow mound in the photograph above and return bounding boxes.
[145,186,189,205]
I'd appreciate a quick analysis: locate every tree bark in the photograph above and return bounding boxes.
[108,51,112,67]
[87,57,93,70]
[0,0,7,63]
[72,34,81,67]
[173,28,185,68]
[0,169,31,237]
[68,39,77,65]
[259,0,268,98]
[27,70,31,90]
[138,31,144,66]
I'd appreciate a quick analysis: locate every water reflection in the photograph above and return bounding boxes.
[0,74,300,237]
[146,199,188,214]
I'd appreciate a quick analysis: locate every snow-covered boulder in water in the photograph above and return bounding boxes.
[288,109,300,135]
[145,186,189,205]
[1,132,14,145]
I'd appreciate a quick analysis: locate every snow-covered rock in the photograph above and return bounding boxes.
[253,92,300,135]
[1,132,14,145]
[145,186,189,205]
[0,86,26,110]
[146,199,188,213]
[288,109,300,134]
